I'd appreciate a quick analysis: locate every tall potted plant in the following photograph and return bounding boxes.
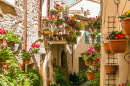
[86,68,96,80]
[21,51,32,64]
[3,30,21,47]
[119,10,130,38]
[80,47,97,66]
[93,43,101,53]
[106,31,128,53]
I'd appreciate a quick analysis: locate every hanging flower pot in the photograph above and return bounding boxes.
[43,30,51,34]
[94,65,100,69]
[103,43,110,52]
[1,62,10,68]
[91,35,96,39]
[86,73,96,80]
[23,59,30,64]
[7,41,15,47]
[105,65,118,74]
[85,59,93,66]
[108,39,128,53]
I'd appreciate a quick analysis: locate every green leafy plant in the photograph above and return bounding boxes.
[77,70,87,84]
[119,10,130,19]
[69,72,79,86]
[93,58,100,66]
[21,51,32,60]
[86,68,96,73]
[42,27,51,31]
[76,31,81,36]
[65,6,69,12]
[81,47,97,61]
[93,43,101,50]
[50,9,56,12]
[3,30,21,43]
[53,19,64,24]
[66,34,77,43]
[106,31,127,40]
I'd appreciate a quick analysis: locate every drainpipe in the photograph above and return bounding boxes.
[38,0,41,31]
[23,0,27,51]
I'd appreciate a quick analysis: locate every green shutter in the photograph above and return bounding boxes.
[92,29,94,43]
[97,28,100,43]
[85,25,89,43]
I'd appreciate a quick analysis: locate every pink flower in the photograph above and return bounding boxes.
[86,51,89,56]
[57,16,59,19]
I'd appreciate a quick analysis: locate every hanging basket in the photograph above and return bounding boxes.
[94,65,100,69]
[43,30,51,35]
[1,62,10,68]
[7,41,15,47]
[91,35,96,39]
[0,39,3,44]
[85,59,93,66]
[94,49,100,53]
[103,43,110,52]
[105,65,118,74]
[121,17,130,38]
[23,59,30,64]
[107,39,128,53]
[86,73,96,80]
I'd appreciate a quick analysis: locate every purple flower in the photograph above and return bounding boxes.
[127,80,129,82]
[122,83,125,85]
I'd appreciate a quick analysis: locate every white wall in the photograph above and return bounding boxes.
[4,0,15,5]
[69,0,100,17]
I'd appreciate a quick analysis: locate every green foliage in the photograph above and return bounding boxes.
[67,34,77,43]
[89,32,99,36]
[0,47,14,62]
[94,43,101,50]
[80,52,97,61]
[69,72,79,86]
[50,9,56,12]
[118,10,130,19]
[77,70,87,84]
[21,51,32,60]
[76,31,81,36]
[86,68,96,73]
[3,30,21,43]
[89,70,100,86]
[42,27,51,31]
[54,66,65,85]
[65,6,69,12]
[53,19,64,23]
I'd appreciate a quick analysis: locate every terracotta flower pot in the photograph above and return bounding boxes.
[94,65,100,69]
[85,59,93,66]
[7,41,15,47]
[105,65,118,74]
[23,59,30,64]
[86,73,96,80]
[43,30,51,35]
[1,62,10,68]
[103,43,110,52]
[107,39,128,53]
[0,39,3,44]
[91,35,96,39]
[94,49,100,53]
[121,17,130,38]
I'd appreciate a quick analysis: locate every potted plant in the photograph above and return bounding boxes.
[106,31,128,53]
[0,28,6,44]
[86,68,96,80]
[3,30,21,47]
[65,25,71,31]
[21,51,32,64]
[80,47,97,66]
[119,10,130,38]
[57,34,62,40]
[76,31,81,36]
[50,9,57,16]
[54,2,62,12]
[0,48,13,68]
[64,6,69,13]
[64,15,70,22]
[66,34,77,44]
[88,30,99,39]
[30,44,40,53]
[53,19,64,26]
[93,43,101,53]
[105,65,118,74]
[75,23,82,31]
[42,27,51,34]
[68,19,77,28]
[103,43,110,52]
[93,58,100,69]
[62,34,68,41]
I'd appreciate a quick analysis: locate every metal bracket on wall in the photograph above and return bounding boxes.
[124,52,130,63]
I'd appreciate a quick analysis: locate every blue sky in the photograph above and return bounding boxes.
[68,0,75,5]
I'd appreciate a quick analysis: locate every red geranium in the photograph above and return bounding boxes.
[31,44,36,47]
[88,30,91,33]
[115,33,125,39]
[35,44,40,48]
[0,28,6,34]
[20,64,23,68]
[118,84,121,86]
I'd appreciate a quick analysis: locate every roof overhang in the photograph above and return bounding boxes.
[69,0,82,8]
[71,14,89,21]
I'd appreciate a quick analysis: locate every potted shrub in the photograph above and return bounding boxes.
[86,68,96,80]
[106,31,128,53]
[0,48,13,68]
[42,27,51,34]
[0,28,6,44]
[3,30,21,47]
[105,65,118,74]
[88,30,99,39]
[119,10,130,38]
[66,34,77,44]
[93,43,101,53]
[21,51,32,64]
[30,44,40,53]
[80,47,97,66]
[93,58,100,69]
[103,43,110,52]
